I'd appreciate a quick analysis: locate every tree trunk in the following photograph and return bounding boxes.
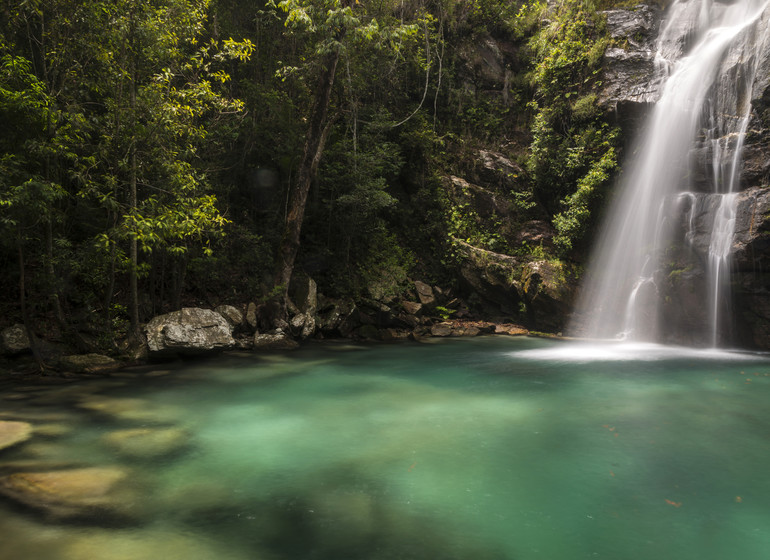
[274,47,341,304]
[128,52,141,340]
[17,230,45,372]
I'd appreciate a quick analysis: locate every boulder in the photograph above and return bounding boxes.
[145,308,234,356]
[215,305,244,329]
[430,323,452,337]
[452,238,523,315]
[246,302,258,329]
[401,301,423,316]
[451,325,481,337]
[317,300,358,337]
[58,354,118,374]
[475,150,523,188]
[0,421,33,452]
[1,324,30,356]
[290,312,317,339]
[414,281,436,306]
[494,324,529,336]
[0,467,132,521]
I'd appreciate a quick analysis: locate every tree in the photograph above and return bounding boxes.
[1,0,251,349]
[270,0,429,308]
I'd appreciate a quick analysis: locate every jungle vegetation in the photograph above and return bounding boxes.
[0,0,630,351]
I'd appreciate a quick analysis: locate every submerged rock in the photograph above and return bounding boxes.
[63,528,229,560]
[102,427,190,460]
[145,307,235,356]
[77,396,181,424]
[0,421,33,452]
[0,467,132,521]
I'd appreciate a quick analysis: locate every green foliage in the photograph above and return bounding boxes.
[553,145,618,252]
[527,0,620,255]
[434,305,456,320]
[0,0,633,339]
[356,227,415,301]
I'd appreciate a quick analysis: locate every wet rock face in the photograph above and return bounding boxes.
[521,260,575,332]
[599,4,662,113]
[145,307,235,356]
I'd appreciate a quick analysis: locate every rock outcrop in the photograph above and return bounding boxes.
[453,238,523,317]
[599,4,662,123]
[145,308,235,356]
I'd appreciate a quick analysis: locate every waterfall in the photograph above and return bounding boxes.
[572,0,770,347]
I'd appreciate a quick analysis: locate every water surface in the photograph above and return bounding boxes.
[1,337,770,559]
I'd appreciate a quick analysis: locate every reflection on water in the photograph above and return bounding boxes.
[1,337,770,560]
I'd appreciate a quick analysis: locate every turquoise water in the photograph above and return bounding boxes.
[1,336,770,559]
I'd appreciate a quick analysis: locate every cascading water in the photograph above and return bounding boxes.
[572,0,770,347]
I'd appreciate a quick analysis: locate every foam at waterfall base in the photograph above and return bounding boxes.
[512,340,766,362]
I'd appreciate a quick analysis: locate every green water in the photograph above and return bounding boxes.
[2,336,770,559]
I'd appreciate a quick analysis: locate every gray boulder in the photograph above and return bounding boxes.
[215,305,244,330]
[145,308,235,356]
[414,281,436,306]
[1,324,30,355]
[317,300,358,337]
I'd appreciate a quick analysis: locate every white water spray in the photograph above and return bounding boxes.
[573,0,770,347]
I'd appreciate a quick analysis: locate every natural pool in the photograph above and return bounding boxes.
[1,336,770,560]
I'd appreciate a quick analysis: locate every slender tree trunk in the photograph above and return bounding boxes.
[17,229,45,371]
[128,56,141,340]
[274,47,341,303]
[103,233,117,342]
